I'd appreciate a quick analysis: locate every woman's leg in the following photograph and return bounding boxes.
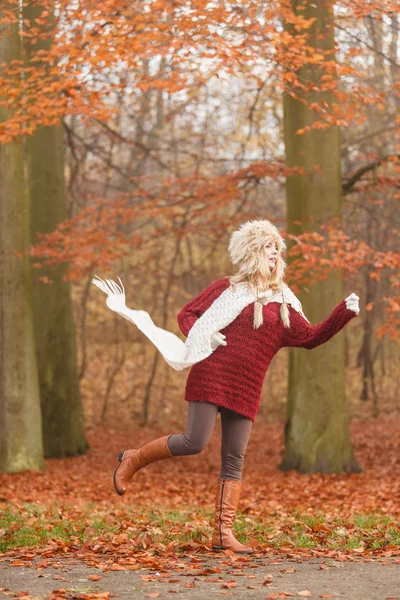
[220,407,253,480]
[114,401,219,495]
[212,407,253,554]
[167,401,219,456]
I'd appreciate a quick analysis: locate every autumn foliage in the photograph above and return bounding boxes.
[0,6,400,598]
[1,2,398,336]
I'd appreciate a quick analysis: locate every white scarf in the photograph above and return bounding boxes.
[92,277,308,371]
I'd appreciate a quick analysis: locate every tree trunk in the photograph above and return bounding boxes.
[23,2,88,457]
[355,16,387,414]
[0,18,44,472]
[281,0,361,474]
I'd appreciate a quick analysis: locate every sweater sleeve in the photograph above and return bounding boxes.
[177,278,230,337]
[282,299,357,350]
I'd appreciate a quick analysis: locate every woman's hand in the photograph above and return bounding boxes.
[211,332,227,350]
[345,293,360,314]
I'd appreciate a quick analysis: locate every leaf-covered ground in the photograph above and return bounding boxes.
[0,419,399,599]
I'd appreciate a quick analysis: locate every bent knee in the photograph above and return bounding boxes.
[184,437,208,455]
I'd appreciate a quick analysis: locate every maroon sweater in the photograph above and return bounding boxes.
[177,278,357,422]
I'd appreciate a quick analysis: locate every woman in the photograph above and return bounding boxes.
[93,219,360,554]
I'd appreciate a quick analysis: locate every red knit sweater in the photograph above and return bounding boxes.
[177,277,357,422]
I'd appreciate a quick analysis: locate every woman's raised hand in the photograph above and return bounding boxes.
[92,276,127,312]
[345,293,360,314]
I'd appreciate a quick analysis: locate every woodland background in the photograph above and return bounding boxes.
[0,3,400,589]
[0,0,399,474]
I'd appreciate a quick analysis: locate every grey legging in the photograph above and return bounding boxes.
[167,401,252,481]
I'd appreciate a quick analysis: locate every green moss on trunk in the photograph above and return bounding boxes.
[24,3,88,458]
[0,19,44,472]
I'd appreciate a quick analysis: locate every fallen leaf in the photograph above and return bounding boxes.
[111,564,129,571]
[88,575,101,581]
[221,580,237,589]
[280,568,296,573]
[247,584,262,589]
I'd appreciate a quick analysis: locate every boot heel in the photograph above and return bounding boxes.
[113,464,124,496]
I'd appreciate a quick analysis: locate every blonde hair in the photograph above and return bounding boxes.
[227,219,290,329]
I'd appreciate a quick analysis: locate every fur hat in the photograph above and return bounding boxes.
[228,219,290,328]
[228,219,286,264]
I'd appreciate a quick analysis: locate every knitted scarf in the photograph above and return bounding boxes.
[92,277,309,372]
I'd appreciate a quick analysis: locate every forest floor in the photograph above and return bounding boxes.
[0,418,399,600]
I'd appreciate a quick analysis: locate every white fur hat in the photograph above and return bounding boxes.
[228,219,286,265]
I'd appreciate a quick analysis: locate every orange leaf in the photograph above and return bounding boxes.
[221,581,237,589]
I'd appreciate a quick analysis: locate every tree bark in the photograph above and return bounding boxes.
[23,2,87,457]
[0,18,44,472]
[355,16,388,414]
[281,0,361,474]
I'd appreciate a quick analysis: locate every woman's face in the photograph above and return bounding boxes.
[264,239,279,269]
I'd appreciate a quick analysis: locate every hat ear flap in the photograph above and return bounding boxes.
[253,300,263,329]
[280,302,290,328]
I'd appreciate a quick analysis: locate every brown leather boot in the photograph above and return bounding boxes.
[211,478,253,554]
[113,435,172,496]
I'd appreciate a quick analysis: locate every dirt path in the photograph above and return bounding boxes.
[1,555,399,600]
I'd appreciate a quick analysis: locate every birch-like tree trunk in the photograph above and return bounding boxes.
[0,18,44,472]
[23,2,87,457]
[281,0,361,473]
